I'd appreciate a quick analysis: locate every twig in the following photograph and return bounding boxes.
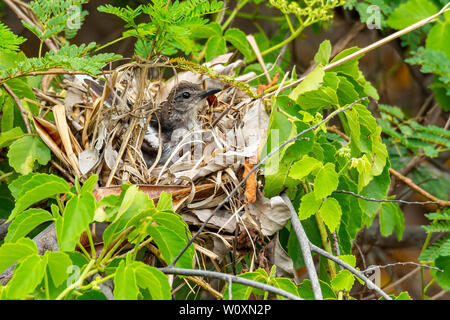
[326,126,450,208]
[3,0,58,52]
[264,3,450,98]
[363,262,442,273]
[2,83,32,134]
[281,193,322,300]
[309,243,392,300]
[168,97,368,268]
[333,189,443,206]
[159,267,302,300]
[389,168,450,208]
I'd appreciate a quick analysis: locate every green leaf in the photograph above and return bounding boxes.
[56,192,96,251]
[432,256,450,291]
[289,66,325,101]
[5,208,54,243]
[386,0,438,30]
[314,40,332,66]
[205,35,226,62]
[288,155,322,180]
[223,270,268,300]
[44,251,72,287]
[113,260,139,300]
[0,237,38,274]
[298,192,322,220]
[4,254,45,299]
[297,86,338,110]
[298,279,336,300]
[0,22,26,52]
[9,173,71,221]
[379,202,404,241]
[147,212,194,268]
[133,262,171,300]
[81,174,98,194]
[102,186,155,247]
[319,197,342,232]
[157,192,174,212]
[0,127,23,148]
[224,28,253,60]
[77,289,107,300]
[330,269,355,291]
[426,19,450,58]
[270,277,300,300]
[7,135,51,175]
[314,163,339,200]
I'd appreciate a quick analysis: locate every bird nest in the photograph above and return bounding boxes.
[33,54,293,267]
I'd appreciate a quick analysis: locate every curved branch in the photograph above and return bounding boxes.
[309,243,392,300]
[159,267,302,300]
[281,193,322,300]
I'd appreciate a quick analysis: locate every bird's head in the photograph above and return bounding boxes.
[167,81,221,113]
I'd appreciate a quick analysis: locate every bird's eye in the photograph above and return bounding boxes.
[182,92,191,99]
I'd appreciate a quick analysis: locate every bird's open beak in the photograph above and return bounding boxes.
[199,88,221,99]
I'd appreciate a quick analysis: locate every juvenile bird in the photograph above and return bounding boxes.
[142,81,221,166]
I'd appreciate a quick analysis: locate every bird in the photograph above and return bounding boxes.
[142,81,221,166]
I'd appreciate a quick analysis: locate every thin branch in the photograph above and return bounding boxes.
[168,97,368,268]
[333,189,442,206]
[281,193,322,300]
[326,126,450,208]
[3,0,58,52]
[159,267,302,300]
[264,3,450,98]
[2,83,32,134]
[363,262,442,273]
[309,243,392,300]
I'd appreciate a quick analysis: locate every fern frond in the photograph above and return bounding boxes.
[0,22,26,53]
[420,235,450,262]
[422,221,450,234]
[425,211,450,221]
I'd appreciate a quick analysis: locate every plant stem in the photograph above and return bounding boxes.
[221,0,249,30]
[228,11,284,21]
[56,259,95,300]
[93,35,128,53]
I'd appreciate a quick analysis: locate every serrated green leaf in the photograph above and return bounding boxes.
[4,254,45,299]
[205,35,226,62]
[288,155,322,180]
[224,28,253,60]
[270,277,300,300]
[0,237,38,274]
[379,202,405,241]
[5,208,54,243]
[426,20,450,59]
[298,279,336,300]
[81,174,98,194]
[331,269,355,291]
[7,135,51,175]
[314,163,339,200]
[8,173,70,221]
[289,66,325,101]
[157,192,174,212]
[0,127,23,148]
[298,192,322,220]
[432,256,450,291]
[319,197,342,232]
[314,40,332,66]
[147,212,194,269]
[113,260,139,300]
[133,262,171,300]
[386,0,438,30]
[223,271,268,300]
[297,86,338,110]
[44,251,72,287]
[56,192,96,251]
